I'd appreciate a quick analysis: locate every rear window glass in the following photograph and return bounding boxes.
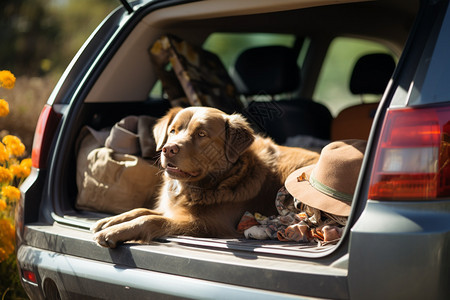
[203,33,298,71]
[408,1,450,106]
[314,37,396,116]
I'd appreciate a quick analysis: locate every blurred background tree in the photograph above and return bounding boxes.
[0,0,119,78]
[0,0,120,151]
[0,0,58,76]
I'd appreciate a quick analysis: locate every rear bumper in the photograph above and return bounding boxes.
[16,223,348,299]
[17,245,322,300]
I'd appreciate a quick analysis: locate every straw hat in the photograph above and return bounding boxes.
[285,139,366,216]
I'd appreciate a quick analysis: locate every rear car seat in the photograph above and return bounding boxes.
[331,53,396,141]
[232,45,333,144]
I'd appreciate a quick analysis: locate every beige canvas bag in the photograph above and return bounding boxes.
[75,116,161,214]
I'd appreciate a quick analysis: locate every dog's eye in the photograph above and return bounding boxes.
[169,129,175,134]
[198,130,207,137]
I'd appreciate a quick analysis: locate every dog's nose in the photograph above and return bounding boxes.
[162,143,179,157]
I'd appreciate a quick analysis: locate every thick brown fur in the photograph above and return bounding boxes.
[92,106,319,248]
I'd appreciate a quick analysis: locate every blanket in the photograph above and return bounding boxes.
[237,186,347,245]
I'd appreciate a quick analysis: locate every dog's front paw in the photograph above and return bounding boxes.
[92,219,142,248]
[93,229,120,248]
[90,217,113,233]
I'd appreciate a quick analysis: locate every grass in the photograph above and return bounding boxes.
[1,255,28,299]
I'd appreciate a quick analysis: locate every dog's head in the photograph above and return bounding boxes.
[153,106,255,182]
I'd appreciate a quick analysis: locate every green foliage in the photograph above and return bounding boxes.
[0,0,118,77]
[0,0,60,76]
[50,0,119,75]
[0,254,27,300]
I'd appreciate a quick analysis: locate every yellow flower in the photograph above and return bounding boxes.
[0,166,13,184]
[0,199,6,211]
[0,219,15,263]
[2,186,20,202]
[20,158,32,169]
[2,135,25,157]
[0,99,9,117]
[10,158,32,179]
[0,70,16,89]
[9,158,31,179]
[10,164,30,179]
[0,143,8,163]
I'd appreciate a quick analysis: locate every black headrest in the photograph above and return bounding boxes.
[350,53,396,95]
[233,46,300,96]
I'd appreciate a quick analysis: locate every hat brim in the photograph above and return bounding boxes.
[285,165,352,217]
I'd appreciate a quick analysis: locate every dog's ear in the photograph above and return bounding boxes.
[225,114,255,163]
[153,107,183,151]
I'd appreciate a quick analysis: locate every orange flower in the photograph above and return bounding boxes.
[0,219,15,263]
[1,186,20,202]
[10,164,30,179]
[20,158,32,169]
[0,166,13,184]
[0,99,9,117]
[0,199,6,211]
[2,135,25,157]
[0,70,16,89]
[10,158,32,179]
[0,143,8,163]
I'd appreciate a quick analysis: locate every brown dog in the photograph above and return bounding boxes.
[92,106,319,248]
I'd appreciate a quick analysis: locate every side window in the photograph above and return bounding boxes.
[314,37,396,116]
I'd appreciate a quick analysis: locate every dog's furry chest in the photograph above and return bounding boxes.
[157,179,185,218]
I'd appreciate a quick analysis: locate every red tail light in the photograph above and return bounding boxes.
[31,104,62,169]
[22,270,38,284]
[368,106,450,200]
